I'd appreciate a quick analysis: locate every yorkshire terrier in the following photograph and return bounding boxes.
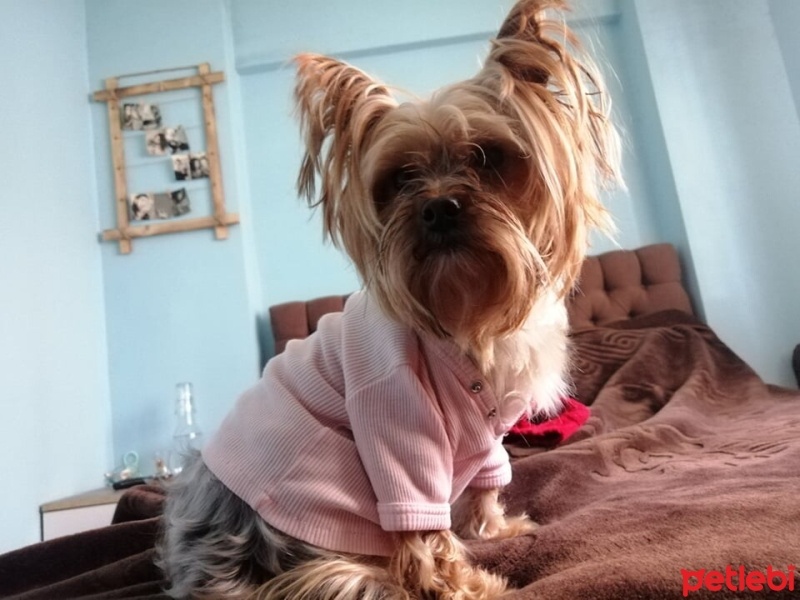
[158,0,620,598]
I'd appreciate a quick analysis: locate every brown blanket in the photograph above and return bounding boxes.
[487,311,800,599]
[0,485,166,599]
[2,312,798,599]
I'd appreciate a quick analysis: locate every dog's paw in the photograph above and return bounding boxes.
[484,513,538,540]
[452,488,538,541]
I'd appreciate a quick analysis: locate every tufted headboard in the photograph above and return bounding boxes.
[269,243,694,354]
[566,243,693,330]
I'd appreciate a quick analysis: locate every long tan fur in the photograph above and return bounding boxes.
[452,487,538,541]
[253,555,407,600]
[389,531,507,599]
[480,0,621,293]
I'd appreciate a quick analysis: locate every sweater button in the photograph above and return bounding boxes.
[470,381,483,393]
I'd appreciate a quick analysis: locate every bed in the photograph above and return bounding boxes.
[2,243,798,599]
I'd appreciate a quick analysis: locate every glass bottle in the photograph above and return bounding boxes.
[169,382,203,475]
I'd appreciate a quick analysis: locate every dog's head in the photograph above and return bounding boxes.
[294,0,620,360]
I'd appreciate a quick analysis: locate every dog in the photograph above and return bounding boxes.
[157,0,620,597]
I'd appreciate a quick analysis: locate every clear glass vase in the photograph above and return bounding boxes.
[168,382,203,475]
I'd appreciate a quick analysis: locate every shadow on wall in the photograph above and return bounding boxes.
[257,313,275,371]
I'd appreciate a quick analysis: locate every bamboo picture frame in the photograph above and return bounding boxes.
[93,63,239,254]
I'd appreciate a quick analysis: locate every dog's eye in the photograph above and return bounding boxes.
[374,167,414,211]
[391,167,415,191]
[472,145,505,172]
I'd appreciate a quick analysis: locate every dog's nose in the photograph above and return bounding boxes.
[421,197,461,233]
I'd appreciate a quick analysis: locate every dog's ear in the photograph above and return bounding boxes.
[486,0,596,90]
[482,0,618,169]
[492,0,564,84]
[484,0,617,177]
[480,0,621,294]
[294,53,396,245]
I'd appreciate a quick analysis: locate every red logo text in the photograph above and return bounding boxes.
[681,565,796,596]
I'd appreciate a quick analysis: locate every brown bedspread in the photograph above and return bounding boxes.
[2,311,798,599]
[486,311,800,598]
[0,485,166,599]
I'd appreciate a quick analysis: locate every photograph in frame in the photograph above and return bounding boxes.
[129,192,156,220]
[121,103,162,131]
[146,126,190,156]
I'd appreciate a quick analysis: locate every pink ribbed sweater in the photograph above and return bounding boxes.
[203,291,525,557]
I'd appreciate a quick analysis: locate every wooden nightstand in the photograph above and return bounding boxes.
[40,487,125,541]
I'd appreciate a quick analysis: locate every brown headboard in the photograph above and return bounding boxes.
[567,243,693,330]
[269,243,693,354]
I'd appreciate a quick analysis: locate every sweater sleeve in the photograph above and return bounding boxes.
[469,438,512,489]
[346,365,453,532]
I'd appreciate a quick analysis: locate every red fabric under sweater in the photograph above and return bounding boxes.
[507,398,589,447]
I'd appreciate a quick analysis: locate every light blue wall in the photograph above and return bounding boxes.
[231,0,517,73]
[85,0,261,469]
[611,3,702,316]
[769,0,800,120]
[0,0,112,553]
[633,0,800,386]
